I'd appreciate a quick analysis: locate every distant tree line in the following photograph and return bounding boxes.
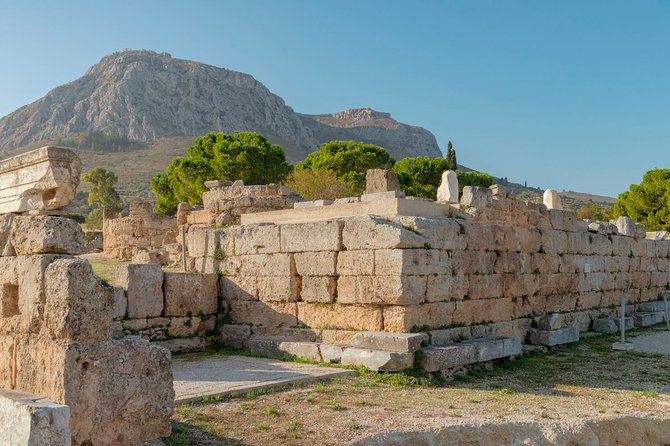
[55,131,145,152]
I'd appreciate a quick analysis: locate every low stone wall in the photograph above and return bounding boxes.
[186,189,669,344]
[0,389,70,445]
[103,202,178,259]
[0,214,174,445]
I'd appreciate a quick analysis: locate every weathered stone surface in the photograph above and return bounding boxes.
[0,147,81,215]
[365,169,400,194]
[461,186,492,208]
[294,200,334,209]
[319,344,344,363]
[528,327,579,346]
[164,272,218,316]
[542,189,563,210]
[114,264,164,319]
[633,312,664,327]
[613,316,634,331]
[337,250,375,275]
[112,287,127,320]
[297,303,383,331]
[342,216,425,250]
[228,301,297,327]
[535,313,563,331]
[217,324,252,350]
[436,170,458,203]
[0,389,71,446]
[463,336,522,362]
[341,347,414,371]
[615,216,637,237]
[280,220,343,252]
[300,276,336,303]
[361,190,406,202]
[234,224,280,255]
[638,300,667,312]
[256,275,300,302]
[293,251,337,276]
[420,343,479,372]
[592,318,618,333]
[249,338,322,362]
[10,216,85,255]
[351,331,427,353]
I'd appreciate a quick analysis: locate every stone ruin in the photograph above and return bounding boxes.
[0,147,174,445]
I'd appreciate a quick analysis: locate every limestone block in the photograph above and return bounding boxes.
[502,273,539,298]
[611,235,633,257]
[615,217,636,237]
[167,317,198,338]
[543,189,563,210]
[436,170,459,203]
[575,292,602,310]
[256,276,300,302]
[337,250,375,275]
[468,274,504,300]
[452,298,514,325]
[300,276,336,303]
[294,200,334,209]
[392,216,466,250]
[337,275,427,305]
[114,264,164,319]
[219,275,258,300]
[428,326,472,345]
[540,230,568,254]
[365,169,400,194]
[186,227,234,259]
[374,248,447,275]
[280,220,343,252]
[0,214,14,256]
[593,318,618,333]
[0,389,70,446]
[495,252,532,274]
[249,338,322,362]
[461,186,492,208]
[426,274,469,302]
[535,313,563,330]
[360,190,405,202]
[228,301,297,327]
[293,251,337,276]
[351,331,427,353]
[234,224,280,255]
[528,327,579,346]
[633,312,664,327]
[112,287,126,320]
[320,329,357,345]
[319,344,344,363]
[548,209,579,232]
[44,258,114,342]
[10,216,85,255]
[297,303,383,331]
[164,272,218,316]
[638,300,667,312]
[342,216,425,250]
[382,303,456,332]
[589,234,613,256]
[341,347,414,372]
[217,324,252,350]
[238,253,293,276]
[250,326,319,342]
[451,250,497,275]
[0,147,81,214]
[506,226,542,253]
[62,338,174,445]
[463,336,522,362]
[420,343,479,372]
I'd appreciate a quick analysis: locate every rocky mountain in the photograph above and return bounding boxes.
[0,50,442,161]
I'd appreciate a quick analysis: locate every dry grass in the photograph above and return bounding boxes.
[164,327,670,445]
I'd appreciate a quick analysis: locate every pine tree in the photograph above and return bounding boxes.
[446,141,458,170]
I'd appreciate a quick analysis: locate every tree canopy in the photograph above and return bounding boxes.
[151,132,293,215]
[446,141,457,170]
[391,156,452,199]
[81,167,123,229]
[614,168,670,231]
[296,141,394,194]
[456,171,493,192]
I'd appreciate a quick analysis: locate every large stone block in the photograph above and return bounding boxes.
[164,272,218,316]
[633,312,664,327]
[341,347,414,372]
[280,220,343,252]
[374,248,447,275]
[10,216,85,256]
[297,303,383,331]
[548,209,579,232]
[461,186,492,208]
[351,331,427,352]
[219,275,258,300]
[234,224,280,255]
[293,251,337,276]
[392,216,466,250]
[0,389,70,445]
[452,298,514,325]
[114,264,164,319]
[528,327,579,346]
[382,303,456,332]
[256,275,300,302]
[343,216,425,250]
[336,250,375,275]
[462,336,522,362]
[228,301,297,327]
[420,343,479,372]
[0,147,81,214]
[337,275,427,305]
[365,169,400,194]
[300,276,336,303]
[426,274,469,302]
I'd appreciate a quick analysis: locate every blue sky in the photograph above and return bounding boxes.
[1,0,669,197]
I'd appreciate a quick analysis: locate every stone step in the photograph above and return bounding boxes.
[637,300,668,313]
[350,331,427,353]
[248,337,322,362]
[420,336,521,373]
[341,347,414,372]
[528,327,579,346]
[592,317,634,334]
[633,312,665,327]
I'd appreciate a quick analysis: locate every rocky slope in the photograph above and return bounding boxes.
[0,50,441,161]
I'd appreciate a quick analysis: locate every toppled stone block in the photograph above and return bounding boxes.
[342,216,425,250]
[436,171,458,203]
[592,318,618,333]
[10,216,85,255]
[461,186,492,208]
[0,146,81,214]
[365,169,400,194]
[114,264,164,319]
[638,300,667,312]
[463,336,522,362]
[164,272,218,316]
[420,343,479,372]
[586,220,618,235]
[319,344,344,363]
[633,312,665,327]
[543,189,563,210]
[0,389,71,445]
[341,347,414,372]
[528,327,579,346]
[535,313,563,331]
[614,316,634,331]
[350,331,427,353]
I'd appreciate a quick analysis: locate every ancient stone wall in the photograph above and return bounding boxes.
[103,202,178,259]
[0,214,174,445]
[185,187,669,345]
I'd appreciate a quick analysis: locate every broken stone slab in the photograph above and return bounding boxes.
[535,313,563,331]
[460,186,492,208]
[341,347,414,372]
[350,331,428,353]
[360,190,406,202]
[0,147,81,215]
[633,312,665,327]
[9,215,85,256]
[543,189,563,210]
[319,344,344,363]
[365,169,400,194]
[615,217,637,237]
[528,327,579,346]
[420,343,479,372]
[586,220,618,235]
[0,389,71,445]
[436,170,458,203]
[592,318,618,334]
[638,300,667,312]
[462,336,522,362]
